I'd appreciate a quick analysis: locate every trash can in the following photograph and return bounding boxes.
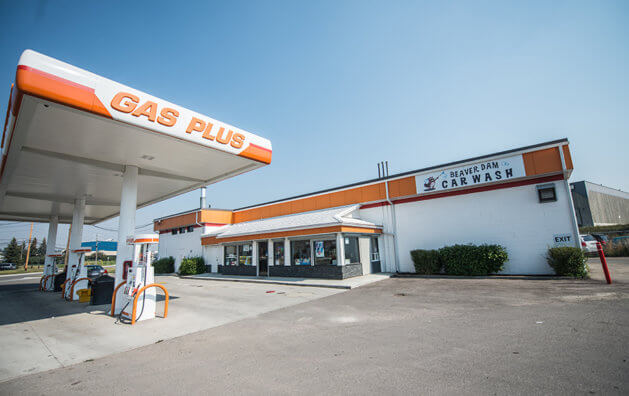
[90,275,115,305]
[53,272,66,292]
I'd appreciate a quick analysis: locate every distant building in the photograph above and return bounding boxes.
[80,241,118,257]
[570,181,629,227]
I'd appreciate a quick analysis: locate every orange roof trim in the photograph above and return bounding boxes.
[238,143,272,164]
[15,65,112,119]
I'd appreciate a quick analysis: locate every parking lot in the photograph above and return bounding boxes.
[1,257,627,394]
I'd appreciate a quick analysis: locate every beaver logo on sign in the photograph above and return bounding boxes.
[424,172,446,191]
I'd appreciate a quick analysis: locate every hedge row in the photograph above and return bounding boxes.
[410,244,508,276]
[153,256,175,274]
[411,245,588,277]
[179,256,206,275]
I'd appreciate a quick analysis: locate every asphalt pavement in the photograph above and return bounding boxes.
[1,258,627,395]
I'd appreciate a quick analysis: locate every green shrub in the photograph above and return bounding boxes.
[410,249,442,274]
[439,244,508,276]
[479,244,509,273]
[178,256,206,275]
[153,256,175,274]
[546,247,588,277]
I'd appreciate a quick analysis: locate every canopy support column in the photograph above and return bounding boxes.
[67,198,85,278]
[284,238,290,266]
[114,165,138,313]
[43,215,58,290]
[252,241,259,275]
[336,233,345,266]
[267,239,273,267]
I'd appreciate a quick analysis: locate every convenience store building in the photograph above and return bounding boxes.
[154,138,580,278]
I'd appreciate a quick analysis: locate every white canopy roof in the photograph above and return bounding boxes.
[203,205,380,239]
[0,50,272,224]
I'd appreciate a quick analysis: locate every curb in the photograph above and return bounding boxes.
[179,275,352,289]
[0,271,44,278]
[392,274,576,280]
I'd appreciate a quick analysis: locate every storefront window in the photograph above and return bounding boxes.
[314,240,337,266]
[291,240,311,266]
[273,241,284,266]
[344,236,360,264]
[224,245,237,266]
[238,244,253,265]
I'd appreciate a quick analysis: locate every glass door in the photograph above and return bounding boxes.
[258,241,268,276]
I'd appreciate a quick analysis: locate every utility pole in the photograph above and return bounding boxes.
[24,222,33,271]
[95,234,99,266]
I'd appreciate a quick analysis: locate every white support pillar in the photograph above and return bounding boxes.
[68,198,86,277]
[43,215,58,290]
[268,239,274,266]
[284,238,290,266]
[115,165,138,300]
[252,240,259,276]
[336,233,345,266]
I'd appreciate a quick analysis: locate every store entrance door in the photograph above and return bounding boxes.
[370,237,381,273]
[258,241,268,276]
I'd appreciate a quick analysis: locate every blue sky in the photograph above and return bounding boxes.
[0,0,627,249]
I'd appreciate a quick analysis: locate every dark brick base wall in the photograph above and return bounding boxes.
[218,265,257,276]
[342,262,364,279]
[218,263,364,279]
[268,263,363,279]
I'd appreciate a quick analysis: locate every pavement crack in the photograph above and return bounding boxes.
[25,322,64,369]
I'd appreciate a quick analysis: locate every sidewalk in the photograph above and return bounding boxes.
[181,273,393,289]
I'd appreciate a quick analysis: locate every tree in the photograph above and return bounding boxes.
[38,238,47,258]
[2,238,21,264]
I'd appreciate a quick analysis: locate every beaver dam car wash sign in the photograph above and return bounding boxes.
[416,155,526,194]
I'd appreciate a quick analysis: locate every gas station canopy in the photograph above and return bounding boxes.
[0,50,272,224]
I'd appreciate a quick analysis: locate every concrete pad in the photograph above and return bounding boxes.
[182,272,393,289]
[0,275,341,382]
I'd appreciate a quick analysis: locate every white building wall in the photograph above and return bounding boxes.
[359,205,396,273]
[202,245,222,273]
[390,181,576,275]
[158,225,223,272]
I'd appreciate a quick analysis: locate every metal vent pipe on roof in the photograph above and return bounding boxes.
[200,187,207,209]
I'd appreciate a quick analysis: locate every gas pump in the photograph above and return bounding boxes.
[41,253,63,291]
[117,234,159,323]
[63,248,92,301]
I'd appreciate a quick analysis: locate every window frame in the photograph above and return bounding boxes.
[536,183,557,203]
[343,236,360,265]
[291,239,312,266]
[224,245,238,266]
[273,241,285,266]
[312,238,337,266]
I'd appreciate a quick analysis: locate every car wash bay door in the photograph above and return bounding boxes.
[258,241,268,276]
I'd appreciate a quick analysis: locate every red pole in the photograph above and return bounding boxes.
[596,242,612,284]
